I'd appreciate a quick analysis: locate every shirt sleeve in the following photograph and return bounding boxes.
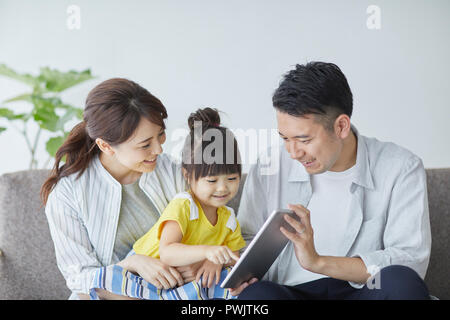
[157,198,190,239]
[237,159,270,248]
[45,180,102,295]
[350,156,432,287]
[224,220,246,252]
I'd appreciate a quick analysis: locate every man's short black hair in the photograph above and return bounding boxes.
[272,62,353,131]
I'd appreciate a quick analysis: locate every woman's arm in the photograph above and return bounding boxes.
[45,187,103,297]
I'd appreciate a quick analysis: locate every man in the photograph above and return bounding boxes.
[236,62,431,299]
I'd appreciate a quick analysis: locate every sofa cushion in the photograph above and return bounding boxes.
[0,168,448,299]
[0,170,70,300]
[424,168,450,299]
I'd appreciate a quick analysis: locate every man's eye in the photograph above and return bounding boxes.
[301,140,311,144]
[142,144,150,149]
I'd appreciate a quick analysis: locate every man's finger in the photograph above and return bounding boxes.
[284,214,304,234]
[280,226,299,242]
[288,204,312,229]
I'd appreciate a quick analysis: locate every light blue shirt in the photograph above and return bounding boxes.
[237,126,432,287]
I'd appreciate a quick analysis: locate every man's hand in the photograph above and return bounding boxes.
[280,204,321,272]
[229,278,258,297]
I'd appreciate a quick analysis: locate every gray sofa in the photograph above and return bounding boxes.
[0,168,449,300]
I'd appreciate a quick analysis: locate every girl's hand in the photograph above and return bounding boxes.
[195,260,223,288]
[117,254,184,290]
[204,245,239,265]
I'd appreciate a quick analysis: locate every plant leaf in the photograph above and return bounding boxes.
[31,97,61,132]
[3,93,33,103]
[0,107,27,120]
[37,67,94,92]
[45,136,64,157]
[0,64,39,87]
[0,127,6,134]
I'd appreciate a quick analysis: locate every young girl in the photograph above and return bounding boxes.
[90,107,246,299]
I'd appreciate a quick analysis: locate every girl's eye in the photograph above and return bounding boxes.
[228,177,237,181]
[207,180,217,183]
[142,144,150,149]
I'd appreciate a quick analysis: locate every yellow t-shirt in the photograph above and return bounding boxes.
[133,192,246,258]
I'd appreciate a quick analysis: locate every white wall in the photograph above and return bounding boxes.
[0,0,449,175]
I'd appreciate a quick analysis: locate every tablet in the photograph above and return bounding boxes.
[220,209,301,289]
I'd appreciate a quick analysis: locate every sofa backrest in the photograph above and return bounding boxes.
[0,170,70,299]
[0,168,449,299]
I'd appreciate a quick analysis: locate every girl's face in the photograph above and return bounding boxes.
[98,117,166,177]
[186,171,241,210]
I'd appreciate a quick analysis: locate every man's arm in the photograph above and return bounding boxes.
[281,204,371,284]
[314,256,370,284]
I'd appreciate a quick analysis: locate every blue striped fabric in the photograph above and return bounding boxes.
[89,265,236,300]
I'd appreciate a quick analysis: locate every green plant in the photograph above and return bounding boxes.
[0,64,94,169]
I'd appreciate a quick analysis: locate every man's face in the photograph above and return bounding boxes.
[277,111,344,174]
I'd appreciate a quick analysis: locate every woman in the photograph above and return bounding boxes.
[41,78,194,299]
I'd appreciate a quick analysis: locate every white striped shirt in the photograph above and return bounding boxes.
[45,153,186,299]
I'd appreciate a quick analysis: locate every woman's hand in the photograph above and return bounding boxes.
[204,245,239,265]
[117,254,184,290]
[195,260,223,288]
[176,260,204,283]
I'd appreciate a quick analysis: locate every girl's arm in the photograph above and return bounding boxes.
[159,220,209,266]
[159,221,238,266]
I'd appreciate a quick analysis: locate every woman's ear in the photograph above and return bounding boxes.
[95,138,115,156]
[182,168,190,184]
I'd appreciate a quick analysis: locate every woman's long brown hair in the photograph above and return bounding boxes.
[40,78,167,205]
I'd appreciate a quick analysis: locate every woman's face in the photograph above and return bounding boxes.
[100,117,167,175]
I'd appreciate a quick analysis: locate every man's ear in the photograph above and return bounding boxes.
[334,114,351,139]
[95,138,115,156]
